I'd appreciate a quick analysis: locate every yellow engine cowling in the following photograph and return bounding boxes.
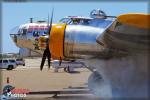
[49,23,66,59]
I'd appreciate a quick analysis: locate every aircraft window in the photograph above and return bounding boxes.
[79,19,91,25]
[18,28,27,35]
[69,18,91,25]
[22,29,27,35]
[59,18,72,24]
[71,19,80,24]
[10,26,20,35]
[42,31,48,35]
[18,29,22,34]
[39,31,48,36]
[33,31,39,37]
[44,31,47,34]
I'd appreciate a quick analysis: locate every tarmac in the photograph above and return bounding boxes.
[0,58,99,100]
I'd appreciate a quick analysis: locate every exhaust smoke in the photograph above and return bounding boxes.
[85,53,149,99]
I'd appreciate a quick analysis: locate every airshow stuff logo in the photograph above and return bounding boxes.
[1,84,29,99]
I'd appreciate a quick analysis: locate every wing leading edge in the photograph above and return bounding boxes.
[96,13,150,54]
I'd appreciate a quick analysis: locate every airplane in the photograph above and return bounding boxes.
[10,15,93,55]
[10,9,149,99]
[9,14,94,72]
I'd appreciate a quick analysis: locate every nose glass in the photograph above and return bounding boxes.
[10,26,20,35]
[10,26,20,43]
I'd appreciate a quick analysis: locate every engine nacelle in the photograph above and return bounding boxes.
[49,24,110,60]
[64,25,105,59]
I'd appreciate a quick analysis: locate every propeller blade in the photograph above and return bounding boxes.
[48,8,54,35]
[40,8,54,71]
[59,57,62,66]
[47,46,51,69]
[47,13,49,28]
[46,8,53,69]
[40,48,47,70]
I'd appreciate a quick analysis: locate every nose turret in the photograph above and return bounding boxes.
[10,26,20,44]
[10,26,28,48]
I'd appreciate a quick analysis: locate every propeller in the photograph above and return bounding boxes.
[59,57,62,66]
[40,8,54,71]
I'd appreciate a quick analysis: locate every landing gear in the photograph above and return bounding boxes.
[64,66,74,73]
[88,71,112,98]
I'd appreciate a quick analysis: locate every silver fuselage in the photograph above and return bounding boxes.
[64,19,113,59]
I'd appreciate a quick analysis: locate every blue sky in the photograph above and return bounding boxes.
[2,1,148,53]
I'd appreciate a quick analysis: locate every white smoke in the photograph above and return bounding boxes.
[85,53,149,99]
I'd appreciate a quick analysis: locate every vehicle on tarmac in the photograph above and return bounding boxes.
[15,58,25,66]
[0,59,17,70]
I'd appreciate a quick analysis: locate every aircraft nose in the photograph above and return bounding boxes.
[10,26,20,43]
[10,34,18,43]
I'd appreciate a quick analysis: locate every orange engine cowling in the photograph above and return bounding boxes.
[49,23,66,59]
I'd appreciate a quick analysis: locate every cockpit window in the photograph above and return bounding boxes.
[10,26,20,35]
[59,18,72,24]
[70,19,80,24]
[22,29,27,35]
[17,28,27,35]
[59,18,92,25]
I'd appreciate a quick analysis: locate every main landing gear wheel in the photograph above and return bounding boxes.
[88,71,112,98]
[64,66,74,73]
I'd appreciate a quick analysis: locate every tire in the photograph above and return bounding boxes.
[67,66,71,73]
[7,65,14,70]
[23,64,25,66]
[64,68,67,72]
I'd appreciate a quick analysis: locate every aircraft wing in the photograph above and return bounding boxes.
[96,14,150,54]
